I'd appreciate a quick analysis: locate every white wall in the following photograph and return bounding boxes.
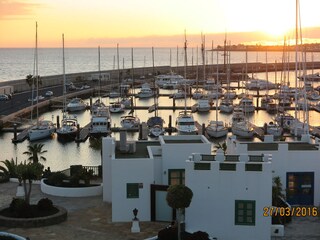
[185,160,272,240]
[235,141,320,206]
[111,158,154,222]
[161,139,211,185]
[102,137,115,202]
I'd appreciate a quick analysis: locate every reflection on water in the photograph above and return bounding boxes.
[1,84,320,172]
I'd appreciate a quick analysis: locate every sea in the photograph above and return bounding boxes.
[1,47,320,172]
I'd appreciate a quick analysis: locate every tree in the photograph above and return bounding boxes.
[213,141,227,155]
[23,143,47,163]
[166,185,193,240]
[25,74,34,88]
[272,176,285,206]
[16,161,44,204]
[0,158,19,178]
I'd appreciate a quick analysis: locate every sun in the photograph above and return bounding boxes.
[263,21,294,38]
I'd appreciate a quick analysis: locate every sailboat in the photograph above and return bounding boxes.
[120,48,140,129]
[28,22,56,141]
[290,0,309,137]
[219,41,234,114]
[56,34,78,140]
[176,31,198,135]
[206,51,228,138]
[147,47,165,137]
[109,44,125,113]
[89,46,112,137]
[231,51,254,139]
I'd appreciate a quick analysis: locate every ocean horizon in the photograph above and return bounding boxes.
[2,47,320,83]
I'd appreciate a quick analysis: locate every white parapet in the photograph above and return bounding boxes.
[40,179,102,197]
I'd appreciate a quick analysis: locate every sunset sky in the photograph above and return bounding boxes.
[1,0,320,48]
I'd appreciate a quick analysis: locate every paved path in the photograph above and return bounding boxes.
[1,181,320,240]
[0,182,165,240]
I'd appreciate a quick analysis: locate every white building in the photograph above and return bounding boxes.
[102,135,211,222]
[185,152,272,240]
[102,134,275,240]
[227,134,320,206]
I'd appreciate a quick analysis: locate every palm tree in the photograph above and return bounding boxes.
[17,161,44,204]
[166,184,193,240]
[0,158,19,178]
[23,143,47,163]
[213,141,227,155]
[26,74,34,88]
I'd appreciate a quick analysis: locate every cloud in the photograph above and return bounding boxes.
[0,0,41,19]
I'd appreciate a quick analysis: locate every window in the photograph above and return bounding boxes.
[127,183,139,198]
[220,163,236,171]
[194,162,211,170]
[168,169,185,185]
[235,200,255,225]
[245,164,263,171]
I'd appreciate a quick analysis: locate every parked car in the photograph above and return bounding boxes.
[0,94,9,101]
[45,91,54,97]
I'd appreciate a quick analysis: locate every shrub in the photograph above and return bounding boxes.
[158,226,177,240]
[37,198,53,211]
[47,172,67,186]
[185,231,210,240]
[9,198,33,218]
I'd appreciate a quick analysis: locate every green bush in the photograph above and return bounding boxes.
[47,172,67,186]
[9,198,32,218]
[37,198,53,211]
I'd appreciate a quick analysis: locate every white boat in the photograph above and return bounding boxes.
[147,116,165,137]
[290,120,309,137]
[239,94,255,113]
[67,98,87,112]
[56,34,78,141]
[275,112,295,130]
[29,120,56,141]
[245,78,276,90]
[232,120,254,138]
[231,106,254,138]
[90,106,111,137]
[155,73,185,88]
[149,124,165,137]
[298,72,320,81]
[219,98,234,113]
[194,98,211,112]
[192,89,204,99]
[203,80,220,91]
[120,115,140,129]
[56,115,78,140]
[307,90,320,100]
[121,97,132,108]
[265,121,283,137]
[176,111,198,135]
[109,101,125,113]
[137,84,154,98]
[224,90,237,99]
[28,23,56,142]
[266,102,278,113]
[109,91,120,98]
[170,89,186,99]
[206,120,228,138]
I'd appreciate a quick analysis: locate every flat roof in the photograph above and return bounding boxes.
[115,141,160,159]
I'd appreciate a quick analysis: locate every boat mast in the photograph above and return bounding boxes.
[98,45,101,100]
[184,30,188,114]
[294,0,298,136]
[216,50,219,122]
[35,22,39,126]
[62,34,67,115]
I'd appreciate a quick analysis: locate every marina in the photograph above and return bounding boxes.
[1,47,320,171]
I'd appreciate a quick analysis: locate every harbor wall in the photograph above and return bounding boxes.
[2,61,320,94]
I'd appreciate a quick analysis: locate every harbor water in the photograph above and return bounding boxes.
[1,48,320,172]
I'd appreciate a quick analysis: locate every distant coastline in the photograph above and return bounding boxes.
[213,43,320,52]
